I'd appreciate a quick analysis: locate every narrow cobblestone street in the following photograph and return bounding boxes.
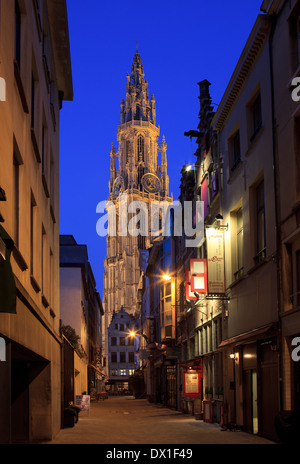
[45,396,276,445]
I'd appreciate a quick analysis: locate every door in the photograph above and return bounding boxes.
[11,361,29,442]
[243,369,258,434]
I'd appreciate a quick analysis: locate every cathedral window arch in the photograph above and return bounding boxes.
[126,140,130,163]
[137,134,144,161]
[136,105,140,120]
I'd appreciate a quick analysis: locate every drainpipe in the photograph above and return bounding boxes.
[268,0,288,413]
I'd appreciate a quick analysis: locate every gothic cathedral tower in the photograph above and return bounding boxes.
[102,51,172,375]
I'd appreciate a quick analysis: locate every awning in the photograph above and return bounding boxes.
[89,364,109,378]
[179,356,203,371]
[218,323,275,349]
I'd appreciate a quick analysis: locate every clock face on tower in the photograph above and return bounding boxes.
[113,176,125,196]
[141,173,161,194]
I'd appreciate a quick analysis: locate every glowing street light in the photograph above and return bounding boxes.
[162,274,171,281]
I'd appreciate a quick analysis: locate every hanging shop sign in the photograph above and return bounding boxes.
[183,370,202,398]
[206,228,225,294]
[186,269,197,301]
[190,259,207,294]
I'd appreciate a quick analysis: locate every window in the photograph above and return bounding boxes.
[289,6,300,72]
[111,352,117,363]
[31,75,35,129]
[137,135,144,160]
[120,352,126,363]
[13,152,20,247]
[255,180,266,264]
[161,281,173,339]
[119,323,124,331]
[230,130,241,173]
[234,208,244,280]
[111,337,117,346]
[120,369,127,376]
[30,192,37,275]
[126,141,130,163]
[251,94,262,141]
[119,337,125,346]
[42,122,48,174]
[42,225,48,298]
[296,249,300,307]
[136,105,140,120]
[128,337,134,346]
[111,369,118,376]
[15,1,21,70]
[160,239,171,272]
[294,117,300,200]
[128,369,135,376]
[128,352,134,363]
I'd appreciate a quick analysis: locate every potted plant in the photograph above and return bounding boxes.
[68,403,81,423]
[63,407,76,428]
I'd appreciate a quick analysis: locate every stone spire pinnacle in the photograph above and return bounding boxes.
[124,51,152,124]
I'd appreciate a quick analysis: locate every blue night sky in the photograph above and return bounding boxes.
[59,0,263,298]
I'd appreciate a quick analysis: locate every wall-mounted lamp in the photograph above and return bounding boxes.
[230,353,239,362]
[162,274,171,281]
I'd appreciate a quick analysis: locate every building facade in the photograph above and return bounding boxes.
[102,51,172,377]
[0,0,72,443]
[107,306,138,391]
[212,12,279,440]
[137,0,300,443]
[264,0,300,416]
[60,235,104,400]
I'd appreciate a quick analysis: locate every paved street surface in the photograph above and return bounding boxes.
[45,396,276,445]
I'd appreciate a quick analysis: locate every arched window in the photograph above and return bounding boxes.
[136,105,140,120]
[137,135,144,161]
[126,140,130,163]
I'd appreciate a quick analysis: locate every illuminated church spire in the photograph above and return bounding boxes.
[103,51,172,377]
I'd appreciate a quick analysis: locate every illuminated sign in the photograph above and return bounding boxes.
[206,228,225,294]
[183,370,201,398]
[190,259,207,294]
